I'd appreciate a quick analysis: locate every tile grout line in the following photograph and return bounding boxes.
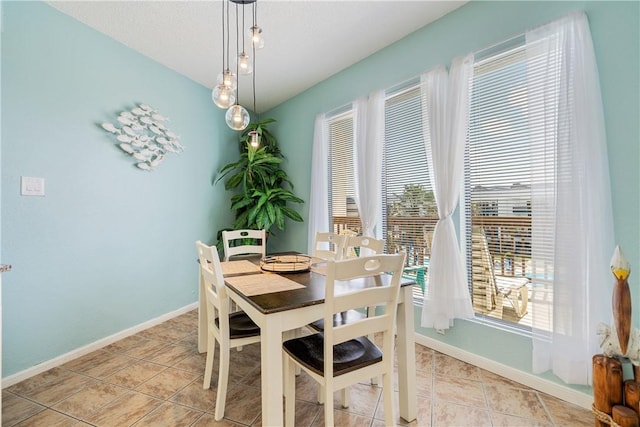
[536,389,557,427]
[478,370,495,426]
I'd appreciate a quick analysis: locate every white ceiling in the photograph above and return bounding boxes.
[46,1,466,113]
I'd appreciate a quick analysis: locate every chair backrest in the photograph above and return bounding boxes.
[195,240,231,335]
[342,235,385,259]
[472,227,498,292]
[222,229,266,262]
[313,232,346,261]
[323,252,406,373]
[470,226,499,312]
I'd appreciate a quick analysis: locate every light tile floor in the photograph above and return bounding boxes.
[3,309,594,426]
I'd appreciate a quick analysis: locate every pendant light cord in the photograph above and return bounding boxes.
[220,0,225,71]
[235,1,240,103]
[225,0,230,71]
[252,2,257,118]
[241,2,246,54]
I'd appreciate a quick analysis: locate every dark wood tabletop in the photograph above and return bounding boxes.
[224,253,415,315]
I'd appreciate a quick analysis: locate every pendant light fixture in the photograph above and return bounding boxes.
[249,17,264,49]
[236,0,252,76]
[225,104,250,131]
[224,1,249,131]
[212,0,235,109]
[213,0,263,132]
[247,1,260,148]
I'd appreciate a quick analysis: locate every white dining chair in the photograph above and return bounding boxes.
[309,235,384,339]
[283,252,406,427]
[222,229,266,262]
[309,234,387,394]
[342,235,385,259]
[313,231,346,261]
[309,232,384,331]
[195,241,261,421]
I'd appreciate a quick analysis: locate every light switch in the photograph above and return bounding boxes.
[21,176,45,196]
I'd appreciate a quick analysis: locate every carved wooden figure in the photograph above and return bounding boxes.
[611,246,632,355]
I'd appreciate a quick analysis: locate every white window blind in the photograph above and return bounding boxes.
[327,111,360,235]
[465,38,555,331]
[383,82,436,300]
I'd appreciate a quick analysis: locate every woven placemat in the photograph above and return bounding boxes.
[225,273,305,296]
[220,260,261,276]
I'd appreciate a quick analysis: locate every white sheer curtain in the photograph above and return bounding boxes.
[354,91,385,249]
[420,55,475,331]
[307,113,330,255]
[528,11,614,385]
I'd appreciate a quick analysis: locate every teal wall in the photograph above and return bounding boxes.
[1,2,240,376]
[1,0,638,391]
[266,0,639,394]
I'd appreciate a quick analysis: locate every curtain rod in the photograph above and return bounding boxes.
[324,29,528,118]
[325,101,353,119]
[474,31,525,61]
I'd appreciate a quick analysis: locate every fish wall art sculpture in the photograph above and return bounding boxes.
[101,104,183,171]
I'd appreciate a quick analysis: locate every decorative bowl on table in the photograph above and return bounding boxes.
[260,254,312,273]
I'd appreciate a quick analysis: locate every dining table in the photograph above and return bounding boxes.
[197,253,417,426]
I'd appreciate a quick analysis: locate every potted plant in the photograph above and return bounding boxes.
[215,119,304,236]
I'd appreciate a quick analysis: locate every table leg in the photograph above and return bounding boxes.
[261,319,284,426]
[198,270,207,353]
[396,286,417,422]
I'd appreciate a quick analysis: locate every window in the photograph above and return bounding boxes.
[325,86,436,301]
[464,38,553,331]
[323,34,558,332]
[383,82,436,300]
[327,110,360,235]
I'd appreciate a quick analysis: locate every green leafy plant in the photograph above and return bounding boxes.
[215,122,303,235]
[388,184,437,217]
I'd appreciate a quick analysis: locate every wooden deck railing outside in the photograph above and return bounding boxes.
[332,215,532,277]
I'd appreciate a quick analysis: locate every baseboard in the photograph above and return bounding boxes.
[415,334,593,410]
[2,302,198,388]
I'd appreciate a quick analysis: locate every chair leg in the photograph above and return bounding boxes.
[284,329,302,376]
[214,344,230,421]
[294,329,302,376]
[366,305,379,386]
[284,356,296,427]
[324,379,334,427]
[318,384,349,407]
[515,285,529,317]
[341,388,349,408]
[382,370,396,427]
[202,336,216,389]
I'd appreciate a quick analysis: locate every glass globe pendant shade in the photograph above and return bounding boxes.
[238,52,253,75]
[248,130,260,148]
[225,105,250,131]
[249,26,265,49]
[217,69,237,90]
[212,84,236,109]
